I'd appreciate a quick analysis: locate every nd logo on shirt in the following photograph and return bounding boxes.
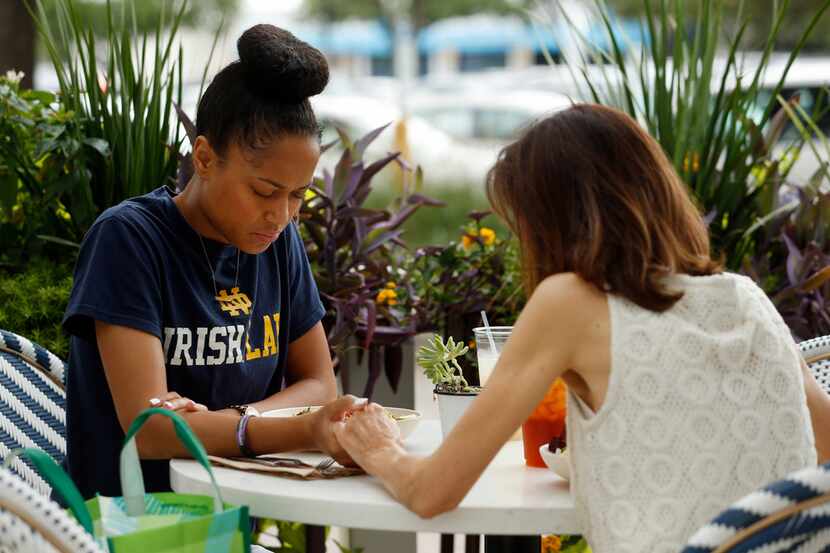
[163,286,280,367]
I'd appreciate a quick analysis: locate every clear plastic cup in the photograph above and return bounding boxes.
[474,325,567,461]
[472,326,512,385]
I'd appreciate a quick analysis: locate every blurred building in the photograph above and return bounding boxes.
[281,13,645,79]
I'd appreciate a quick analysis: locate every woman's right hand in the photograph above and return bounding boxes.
[308,395,367,466]
[333,402,402,475]
[149,391,207,413]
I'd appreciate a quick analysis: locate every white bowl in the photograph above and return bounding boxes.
[538,444,570,481]
[263,406,422,440]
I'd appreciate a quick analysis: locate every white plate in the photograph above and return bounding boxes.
[263,405,422,440]
[538,444,570,481]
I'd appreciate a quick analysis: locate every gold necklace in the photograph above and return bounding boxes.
[197,235,258,362]
[197,235,240,297]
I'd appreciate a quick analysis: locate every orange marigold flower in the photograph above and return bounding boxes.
[385,281,397,289]
[376,289,398,306]
[461,232,476,250]
[541,534,562,552]
[479,227,496,246]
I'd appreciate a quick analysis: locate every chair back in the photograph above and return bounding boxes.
[0,467,103,553]
[799,335,830,394]
[0,330,67,496]
[682,462,830,552]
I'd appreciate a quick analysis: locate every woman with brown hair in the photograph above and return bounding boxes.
[333,104,830,551]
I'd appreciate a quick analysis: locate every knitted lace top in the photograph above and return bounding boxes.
[566,272,816,553]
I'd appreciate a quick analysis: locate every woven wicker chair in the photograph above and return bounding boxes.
[681,461,830,552]
[0,330,66,496]
[0,466,102,553]
[799,335,830,394]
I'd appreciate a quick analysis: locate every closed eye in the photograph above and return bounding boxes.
[251,185,273,198]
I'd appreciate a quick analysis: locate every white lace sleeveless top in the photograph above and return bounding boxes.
[566,272,816,553]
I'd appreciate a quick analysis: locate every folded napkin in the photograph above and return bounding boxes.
[208,454,364,480]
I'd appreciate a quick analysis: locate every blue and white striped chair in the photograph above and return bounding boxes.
[800,335,830,394]
[682,462,830,552]
[0,330,66,496]
[0,466,103,553]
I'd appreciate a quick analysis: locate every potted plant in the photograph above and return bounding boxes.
[298,124,443,398]
[416,334,482,437]
[408,213,525,385]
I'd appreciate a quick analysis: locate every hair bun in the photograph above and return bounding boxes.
[237,24,329,103]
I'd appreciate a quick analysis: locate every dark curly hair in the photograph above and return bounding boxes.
[196,24,329,155]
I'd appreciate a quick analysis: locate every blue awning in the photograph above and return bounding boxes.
[526,26,560,54]
[418,16,646,56]
[285,23,325,52]
[418,16,533,55]
[287,20,392,57]
[585,18,649,51]
[327,20,393,57]
[287,16,645,59]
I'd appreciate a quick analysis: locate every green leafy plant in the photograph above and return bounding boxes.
[299,125,442,398]
[334,540,364,553]
[252,519,363,553]
[29,0,187,228]
[406,213,524,380]
[743,97,830,339]
[0,73,106,266]
[551,0,830,268]
[0,260,74,359]
[410,213,524,332]
[416,334,477,393]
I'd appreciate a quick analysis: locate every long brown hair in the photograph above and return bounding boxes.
[486,103,720,312]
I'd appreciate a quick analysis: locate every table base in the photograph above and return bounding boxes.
[306,524,326,553]
[485,535,541,553]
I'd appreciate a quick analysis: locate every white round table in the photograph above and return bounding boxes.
[170,420,579,536]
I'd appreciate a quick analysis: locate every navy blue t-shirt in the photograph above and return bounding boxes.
[62,186,325,499]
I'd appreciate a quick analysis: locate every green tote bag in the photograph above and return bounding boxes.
[10,407,251,553]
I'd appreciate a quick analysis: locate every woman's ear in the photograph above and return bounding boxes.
[192,136,217,178]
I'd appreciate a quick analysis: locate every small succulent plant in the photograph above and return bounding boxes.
[416,334,480,393]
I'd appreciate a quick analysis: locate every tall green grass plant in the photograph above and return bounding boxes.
[546,0,830,268]
[29,0,186,222]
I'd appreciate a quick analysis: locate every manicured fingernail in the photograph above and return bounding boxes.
[149,398,161,406]
[164,401,174,409]
[355,398,368,405]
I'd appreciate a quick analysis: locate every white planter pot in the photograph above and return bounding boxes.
[436,390,479,438]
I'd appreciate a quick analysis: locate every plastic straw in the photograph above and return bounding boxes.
[480,310,499,354]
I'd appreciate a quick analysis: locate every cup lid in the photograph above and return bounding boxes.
[472,326,512,336]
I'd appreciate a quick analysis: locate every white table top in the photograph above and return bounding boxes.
[170,420,580,535]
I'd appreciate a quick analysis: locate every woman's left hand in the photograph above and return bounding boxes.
[333,402,402,473]
[149,391,207,413]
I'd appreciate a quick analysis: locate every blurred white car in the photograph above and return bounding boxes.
[312,90,570,187]
[180,82,570,187]
[312,94,492,187]
[408,89,572,144]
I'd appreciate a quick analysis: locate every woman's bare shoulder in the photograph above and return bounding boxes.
[534,272,606,308]
[528,272,607,339]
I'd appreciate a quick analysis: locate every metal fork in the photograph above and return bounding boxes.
[314,457,336,472]
[240,456,310,469]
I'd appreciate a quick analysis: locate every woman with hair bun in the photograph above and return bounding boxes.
[62,24,361,498]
